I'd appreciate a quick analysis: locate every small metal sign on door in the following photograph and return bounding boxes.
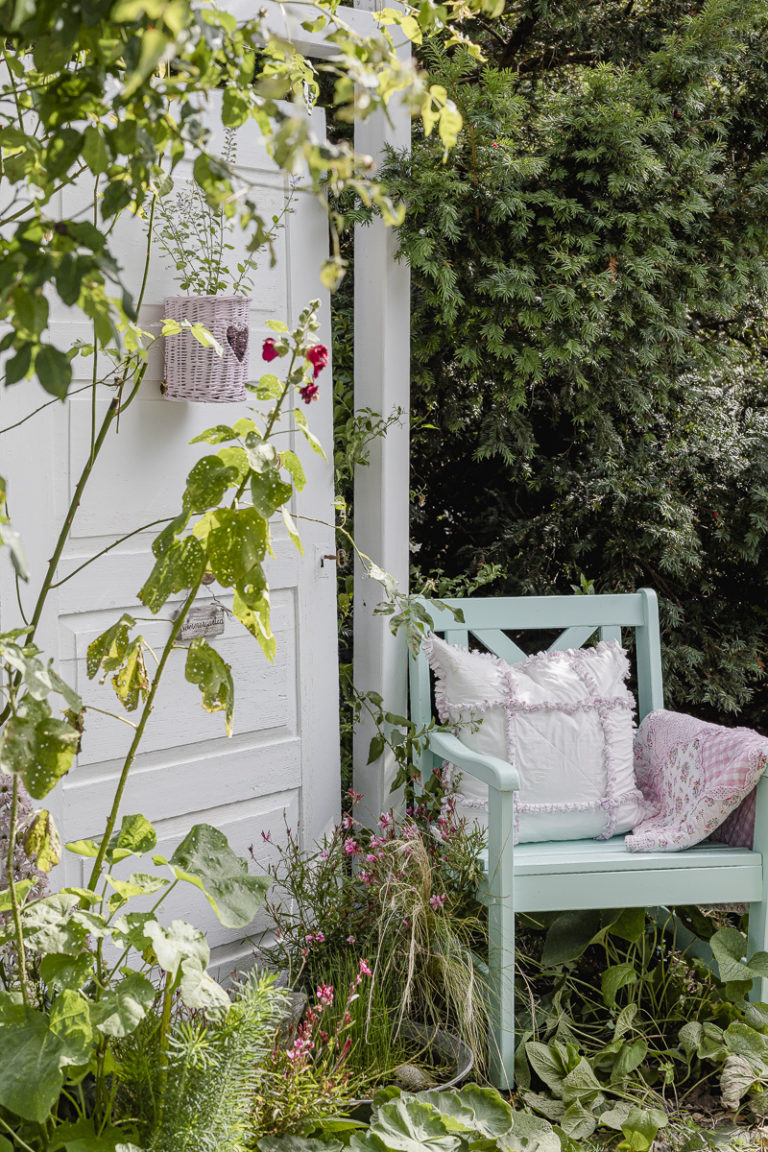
[178,603,226,642]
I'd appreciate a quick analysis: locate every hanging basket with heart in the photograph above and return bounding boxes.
[162,296,250,403]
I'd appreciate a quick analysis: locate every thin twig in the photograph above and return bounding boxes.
[84,705,139,730]
[49,517,174,588]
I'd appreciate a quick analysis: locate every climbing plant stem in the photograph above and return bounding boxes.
[85,573,204,893]
[6,776,30,1005]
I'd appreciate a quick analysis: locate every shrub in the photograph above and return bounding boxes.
[381,1,768,729]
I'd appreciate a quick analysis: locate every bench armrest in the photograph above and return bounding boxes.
[427,730,520,793]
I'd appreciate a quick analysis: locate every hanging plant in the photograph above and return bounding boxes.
[156,130,294,403]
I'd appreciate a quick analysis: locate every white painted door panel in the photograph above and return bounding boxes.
[0,100,339,967]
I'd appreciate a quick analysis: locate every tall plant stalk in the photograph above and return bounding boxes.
[0,191,157,979]
[85,572,204,894]
[5,777,29,1004]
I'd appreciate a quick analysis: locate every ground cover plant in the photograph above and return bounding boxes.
[252,900,768,1149]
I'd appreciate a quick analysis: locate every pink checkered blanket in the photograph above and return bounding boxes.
[625,709,768,852]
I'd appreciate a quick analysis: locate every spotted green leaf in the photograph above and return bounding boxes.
[111,637,149,711]
[250,471,292,519]
[182,455,239,513]
[0,704,80,798]
[24,809,61,872]
[86,613,135,680]
[189,424,238,445]
[157,823,270,928]
[203,506,267,586]
[185,638,234,736]
[279,449,306,491]
[233,587,275,661]
[139,536,205,613]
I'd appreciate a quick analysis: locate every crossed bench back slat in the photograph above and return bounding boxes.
[409,588,664,782]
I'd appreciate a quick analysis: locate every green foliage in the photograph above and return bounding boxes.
[185,638,235,736]
[157,822,270,929]
[257,1084,564,1152]
[0,0,469,397]
[0,634,82,799]
[153,129,282,297]
[383,0,768,729]
[0,816,268,1142]
[119,970,285,1152]
[509,906,768,1136]
[261,804,489,1084]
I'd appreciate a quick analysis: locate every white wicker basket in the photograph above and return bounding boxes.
[162,295,250,403]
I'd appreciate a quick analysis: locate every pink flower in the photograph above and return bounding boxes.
[346,935,356,944]
[319,850,330,861]
[343,839,359,856]
[429,892,447,910]
[365,853,377,864]
[316,983,334,1008]
[359,958,372,977]
[306,343,329,379]
[262,337,280,361]
[299,382,319,404]
[261,829,272,843]
[378,812,392,831]
[287,1033,314,1061]
[342,814,353,830]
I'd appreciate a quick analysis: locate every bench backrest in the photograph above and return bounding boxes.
[409,589,664,775]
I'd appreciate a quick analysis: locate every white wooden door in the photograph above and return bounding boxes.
[0,102,340,970]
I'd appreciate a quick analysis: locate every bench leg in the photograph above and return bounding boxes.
[486,789,516,1090]
[748,776,768,1004]
[747,899,768,1004]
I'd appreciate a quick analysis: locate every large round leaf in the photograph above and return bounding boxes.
[0,1004,66,1123]
[157,823,269,928]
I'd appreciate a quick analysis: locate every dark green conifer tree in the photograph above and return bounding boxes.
[382,0,768,726]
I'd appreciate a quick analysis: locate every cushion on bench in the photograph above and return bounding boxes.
[424,634,648,844]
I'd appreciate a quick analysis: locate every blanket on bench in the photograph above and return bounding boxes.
[627,709,768,852]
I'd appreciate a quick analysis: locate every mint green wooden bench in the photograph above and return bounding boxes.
[408,589,768,1088]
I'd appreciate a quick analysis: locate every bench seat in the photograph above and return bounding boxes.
[476,837,764,912]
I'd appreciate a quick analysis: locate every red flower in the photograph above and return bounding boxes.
[299,382,319,404]
[262,338,280,362]
[306,344,329,379]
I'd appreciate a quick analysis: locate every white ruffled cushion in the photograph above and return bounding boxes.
[423,634,647,844]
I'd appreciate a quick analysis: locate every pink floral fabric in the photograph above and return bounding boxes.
[626,709,768,852]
